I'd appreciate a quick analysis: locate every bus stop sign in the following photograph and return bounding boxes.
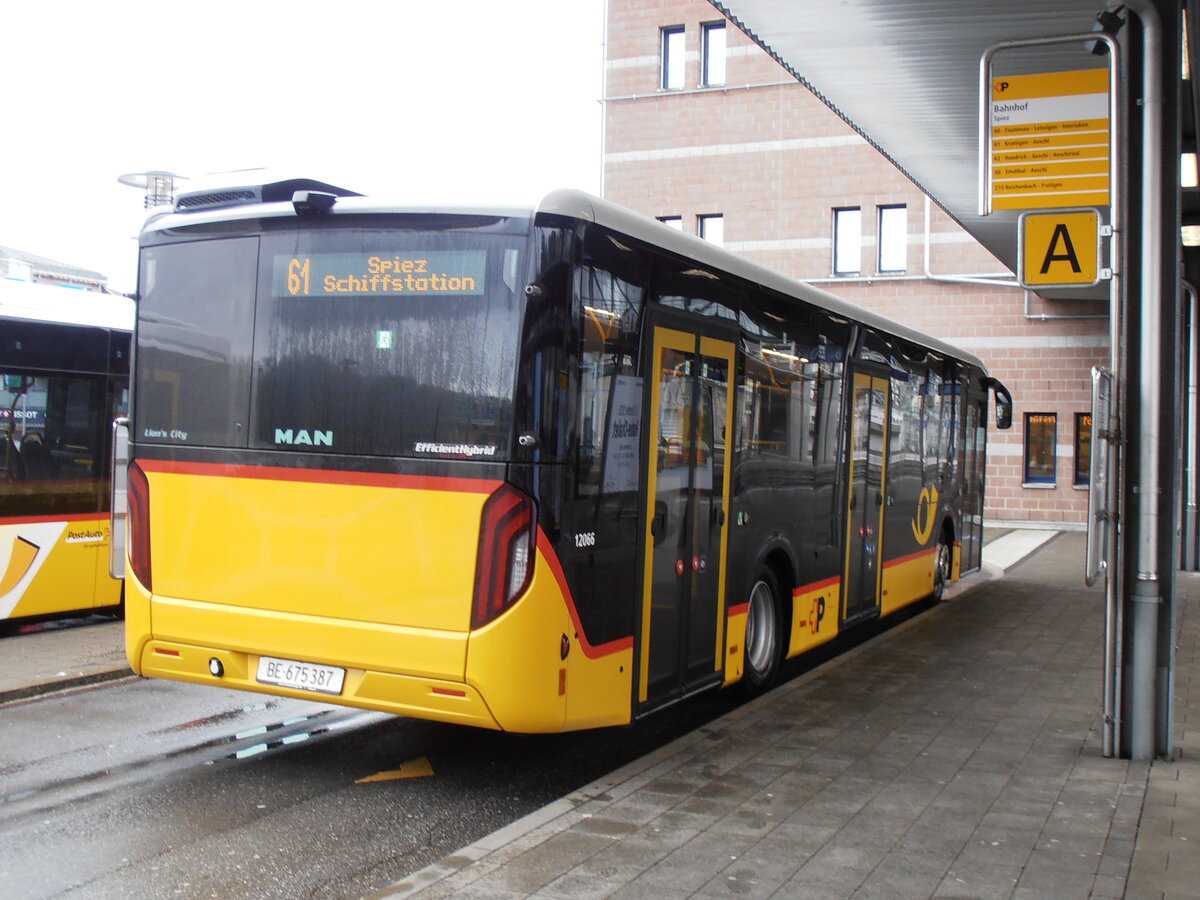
[1018,209,1104,289]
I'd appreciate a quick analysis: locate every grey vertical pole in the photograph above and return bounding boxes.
[1104,34,1125,761]
[1125,0,1164,761]
[1185,282,1198,571]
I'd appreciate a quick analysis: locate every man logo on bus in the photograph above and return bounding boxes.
[274,428,333,447]
[911,485,939,545]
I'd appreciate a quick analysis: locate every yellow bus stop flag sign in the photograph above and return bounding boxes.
[1019,209,1102,288]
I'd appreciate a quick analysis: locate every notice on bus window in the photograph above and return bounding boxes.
[602,375,643,493]
[273,251,486,297]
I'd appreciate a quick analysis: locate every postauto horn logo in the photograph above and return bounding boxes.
[911,485,939,545]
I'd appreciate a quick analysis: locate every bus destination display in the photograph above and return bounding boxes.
[274,251,486,297]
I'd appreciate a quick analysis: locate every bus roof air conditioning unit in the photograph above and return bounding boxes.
[173,178,361,213]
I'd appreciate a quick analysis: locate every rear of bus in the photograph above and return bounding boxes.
[124,179,629,732]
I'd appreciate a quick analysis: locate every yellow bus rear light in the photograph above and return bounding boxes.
[154,648,181,657]
[127,460,152,590]
[472,484,537,629]
[431,687,467,698]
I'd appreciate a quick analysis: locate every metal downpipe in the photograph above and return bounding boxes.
[1125,0,1164,761]
[1185,282,1198,571]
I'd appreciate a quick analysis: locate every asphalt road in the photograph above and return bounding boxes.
[0,670,746,899]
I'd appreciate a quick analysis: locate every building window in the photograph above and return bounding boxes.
[661,26,685,90]
[877,205,907,273]
[1024,412,1057,484]
[1074,412,1092,485]
[702,22,726,86]
[657,216,684,230]
[833,207,861,275]
[698,214,724,246]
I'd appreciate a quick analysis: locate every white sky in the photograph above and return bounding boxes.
[1,0,605,295]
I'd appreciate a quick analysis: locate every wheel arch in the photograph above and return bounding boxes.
[931,515,957,601]
[740,533,797,638]
[939,515,956,547]
[758,546,795,640]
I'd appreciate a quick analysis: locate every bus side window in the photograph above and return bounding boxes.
[574,227,645,498]
[19,432,56,479]
[0,372,106,516]
[925,367,944,479]
[739,335,804,463]
[814,359,846,469]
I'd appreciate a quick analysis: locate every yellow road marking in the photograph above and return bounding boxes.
[355,757,434,783]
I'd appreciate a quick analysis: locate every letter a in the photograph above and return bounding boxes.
[1040,224,1081,274]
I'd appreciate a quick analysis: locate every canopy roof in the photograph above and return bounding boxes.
[713,1,1194,297]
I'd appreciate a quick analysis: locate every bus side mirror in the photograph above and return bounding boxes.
[985,377,1013,430]
[995,389,1013,429]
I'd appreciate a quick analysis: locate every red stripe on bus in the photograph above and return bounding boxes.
[135,458,502,494]
[0,512,109,526]
[793,574,841,596]
[727,602,750,616]
[883,548,937,570]
[535,530,634,660]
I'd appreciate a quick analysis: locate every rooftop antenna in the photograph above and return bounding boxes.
[117,170,187,208]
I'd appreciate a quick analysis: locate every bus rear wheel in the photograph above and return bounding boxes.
[931,531,952,602]
[742,569,783,693]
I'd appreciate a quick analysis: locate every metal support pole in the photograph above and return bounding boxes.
[1125,0,1164,761]
[1185,282,1198,571]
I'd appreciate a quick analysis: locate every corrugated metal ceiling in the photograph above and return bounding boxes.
[711,1,1146,288]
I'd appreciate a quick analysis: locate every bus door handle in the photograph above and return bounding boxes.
[711,506,725,527]
[651,501,668,544]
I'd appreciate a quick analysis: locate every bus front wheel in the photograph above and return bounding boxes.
[741,569,783,693]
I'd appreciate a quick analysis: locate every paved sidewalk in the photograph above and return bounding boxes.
[2,533,1196,898]
[0,616,129,704]
[1127,568,1200,898]
[368,533,1198,900]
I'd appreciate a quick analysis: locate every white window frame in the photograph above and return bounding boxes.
[661,26,685,91]
[702,22,726,87]
[877,204,908,273]
[833,207,862,275]
[698,214,724,246]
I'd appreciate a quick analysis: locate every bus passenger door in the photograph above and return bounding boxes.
[960,393,987,574]
[843,370,890,623]
[638,326,735,712]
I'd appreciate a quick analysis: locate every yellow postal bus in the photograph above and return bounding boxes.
[122,178,1010,731]
[1,280,131,629]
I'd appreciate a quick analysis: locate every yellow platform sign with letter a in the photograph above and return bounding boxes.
[1019,209,1102,289]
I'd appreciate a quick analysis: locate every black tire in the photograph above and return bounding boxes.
[931,529,952,603]
[741,567,783,694]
